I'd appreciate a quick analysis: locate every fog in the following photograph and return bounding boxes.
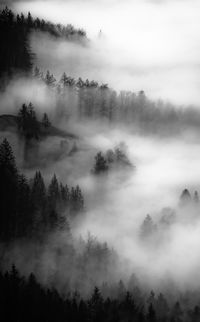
[11,0,200,105]
[2,76,200,293]
[2,0,200,298]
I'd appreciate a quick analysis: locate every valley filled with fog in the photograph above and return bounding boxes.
[2,2,200,321]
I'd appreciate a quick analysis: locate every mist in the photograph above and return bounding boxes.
[10,0,200,106]
[2,4,200,316]
[2,73,200,294]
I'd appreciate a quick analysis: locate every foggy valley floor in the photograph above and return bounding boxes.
[2,3,200,322]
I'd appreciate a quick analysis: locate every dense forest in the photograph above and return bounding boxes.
[2,263,200,322]
[0,7,86,77]
[30,67,200,136]
[0,136,84,240]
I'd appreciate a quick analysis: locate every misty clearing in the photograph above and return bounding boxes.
[1,1,200,321]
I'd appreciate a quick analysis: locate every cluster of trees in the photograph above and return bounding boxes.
[17,102,51,140]
[0,138,84,240]
[2,6,200,136]
[0,7,86,76]
[34,68,109,90]
[179,189,199,206]
[0,7,33,76]
[13,10,86,39]
[140,189,200,240]
[92,144,132,175]
[33,68,200,136]
[1,265,200,322]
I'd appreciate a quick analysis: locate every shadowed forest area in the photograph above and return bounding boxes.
[0,7,86,77]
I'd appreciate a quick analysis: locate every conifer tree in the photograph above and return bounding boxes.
[0,138,18,239]
[93,152,109,174]
[31,171,46,210]
[42,113,51,128]
[194,191,199,204]
[70,185,84,215]
[16,174,32,236]
[44,70,56,87]
[179,189,192,206]
[18,103,39,140]
[31,171,46,230]
[48,174,60,228]
[140,214,156,239]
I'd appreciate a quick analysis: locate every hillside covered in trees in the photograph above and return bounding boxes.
[0,7,86,77]
[2,265,200,322]
[0,137,84,240]
[1,3,200,322]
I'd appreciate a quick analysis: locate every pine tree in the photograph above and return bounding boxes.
[88,287,104,322]
[0,138,17,175]
[31,171,46,231]
[60,72,68,86]
[42,113,51,128]
[33,66,43,78]
[194,191,199,204]
[147,303,157,322]
[60,183,70,210]
[48,174,60,205]
[27,12,33,27]
[16,174,32,236]
[48,174,60,228]
[179,189,192,206]
[44,70,56,87]
[171,302,183,322]
[93,152,109,174]
[0,138,18,239]
[70,185,84,215]
[0,8,33,76]
[18,103,39,140]
[31,171,46,210]
[155,293,169,321]
[140,214,156,239]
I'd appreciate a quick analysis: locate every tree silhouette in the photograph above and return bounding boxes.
[18,103,39,140]
[140,214,156,239]
[70,185,84,215]
[0,138,18,239]
[194,191,199,204]
[17,174,32,236]
[42,113,51,128]
[93,152,109,174]
[179,189,192,207]
[0,7,86,77]
[44,70,56,87]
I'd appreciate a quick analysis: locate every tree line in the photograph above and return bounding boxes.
[33,67,200,136]
[0,7,86,77]
[92,144,133,175]
[17,102,51,140]
[1,265,200,322]
[140,189,200,241]
[0,138,84,241]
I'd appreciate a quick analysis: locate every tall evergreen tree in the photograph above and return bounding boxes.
[93,152,109,174]
[18,103,39,140]
[70,185,84,215]
[179,189,192,206]
[140,214,156,239]
[16,174,32,237]
[42,113,51,128]
[0,138,18,239]
[194,191,199,204]
[44,70,56,87]
[30,171,46,231]
[48,174,60,228]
